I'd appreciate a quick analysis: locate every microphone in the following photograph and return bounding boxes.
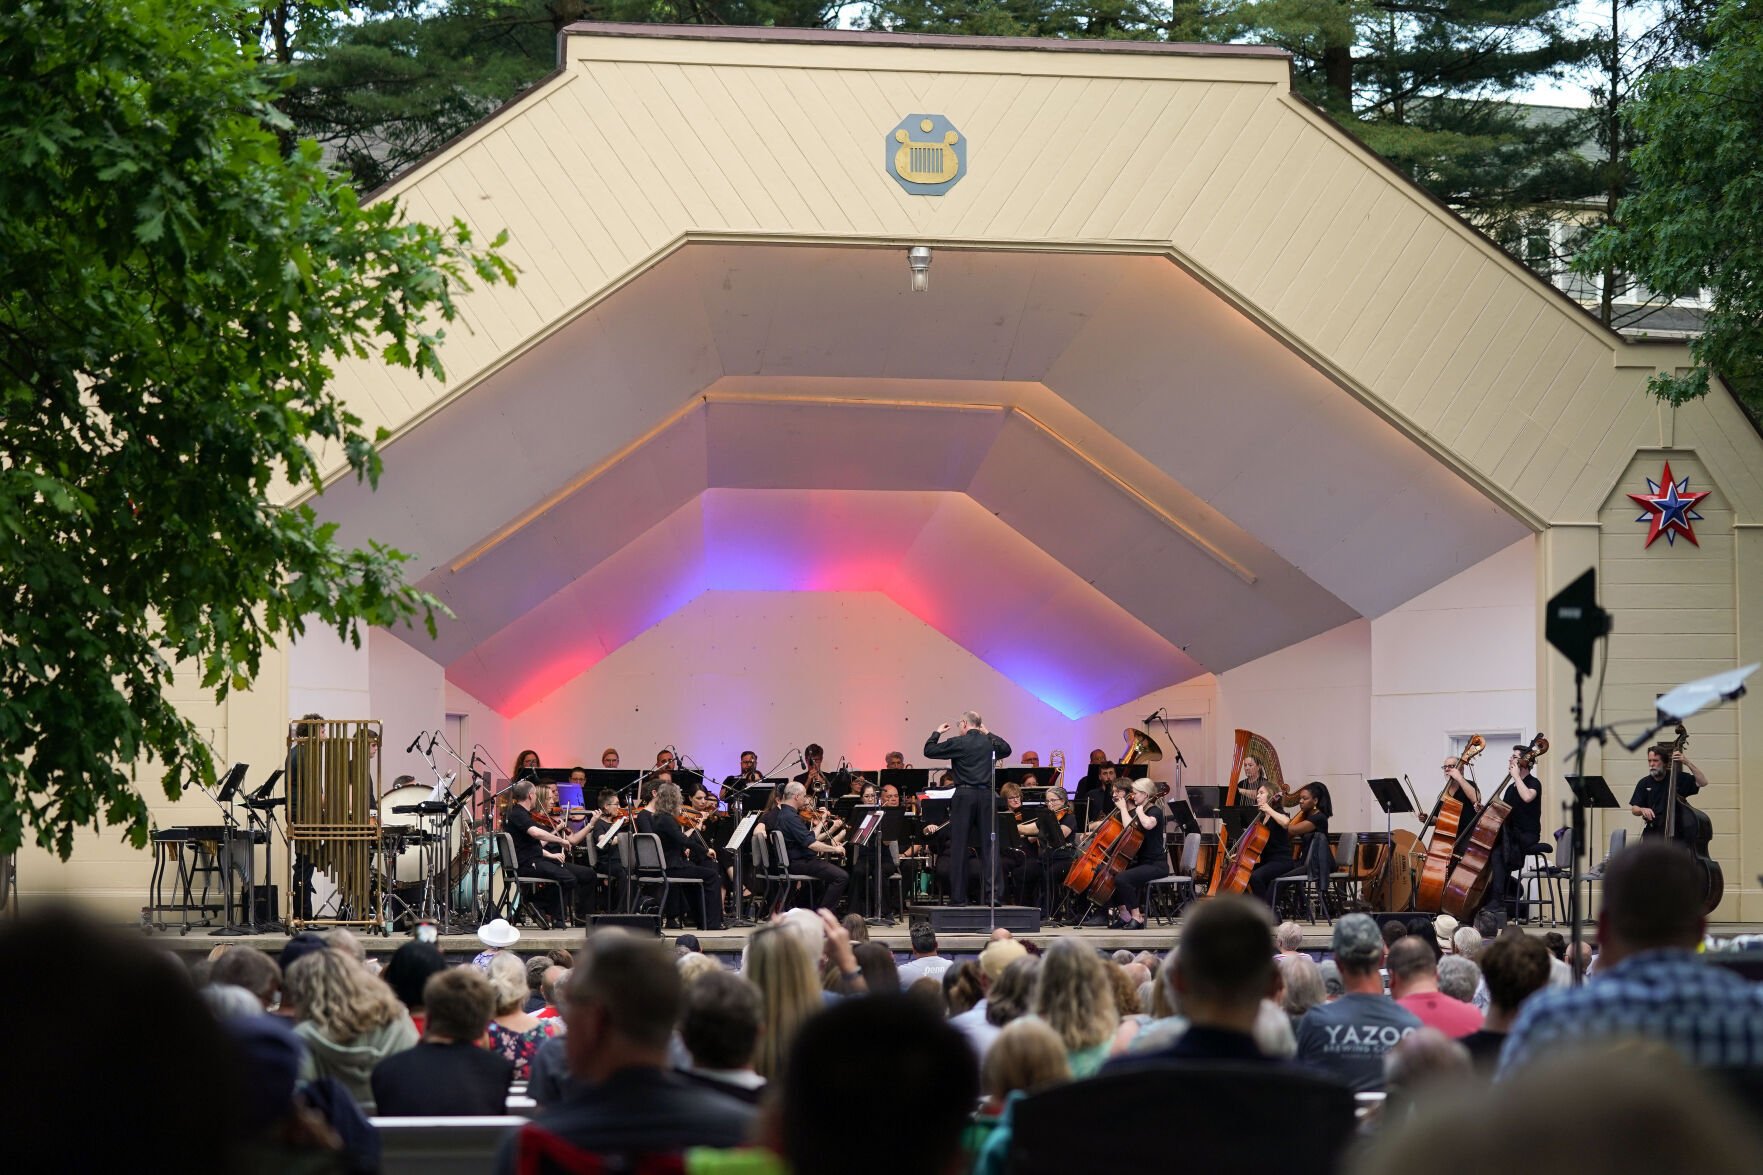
[405,731,426,754]
[425,731,441,755]
[796,751,806,769]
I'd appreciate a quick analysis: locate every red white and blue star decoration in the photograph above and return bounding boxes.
[1628,462,1710,548]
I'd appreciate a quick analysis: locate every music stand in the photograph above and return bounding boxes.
[1566,775,1620,870]
[1165,798,1201,837]
[879,768,931,797]
[855,805,907,925]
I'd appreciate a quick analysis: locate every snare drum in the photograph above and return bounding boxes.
[381,784,442,881]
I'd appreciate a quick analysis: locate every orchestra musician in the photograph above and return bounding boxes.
[1631,744,1708,837]
[884,751,906,770]
[1020,751,1041,767]
[1478,745,1543,917]
[923,711,1012,907]
[503,780,596,926]
[1248,781,1332,908]
[999,782,1037,908]
[1076,763,1118,829]
[795,744,830,795]
[1030,786,1079,918]
[849,781,898,917]
[601,748,620,769]
[722,750,762,795]
[1087,748,1108,765]
[1105,779,1169,931]
[513,749,542,781]
[639,782,724,930]
[1423,756,1481,835]
[579,788,630,909]
[775,782,849,913]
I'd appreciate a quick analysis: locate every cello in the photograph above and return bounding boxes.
[1442,733,1548,919]
[1206,730,1287,894]
[1214,782,1296,895]
[1414,735,1485,912]
[1662,723,1724,914]
[1061,796,1144,910]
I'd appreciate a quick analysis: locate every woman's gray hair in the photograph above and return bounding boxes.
[486,950,529,1014]
[201,983,265,1022]
[1437,955,1481,1003]
[1278,953,1326,1018]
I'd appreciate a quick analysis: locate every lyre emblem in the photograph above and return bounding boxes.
[885,114,967,195]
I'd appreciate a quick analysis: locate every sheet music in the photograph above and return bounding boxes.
[595,816,627,850]
[725,813,761,852]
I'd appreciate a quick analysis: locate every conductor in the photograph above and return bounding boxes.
[923,711,1011,906]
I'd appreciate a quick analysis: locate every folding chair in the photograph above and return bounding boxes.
[1270,833,1333,923]
[495,832,565,927]
[1144,832,1201,925]
[770,829,826,911]
[632,832,708,930]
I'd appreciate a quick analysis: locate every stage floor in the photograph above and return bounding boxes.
[147,918,1763,960]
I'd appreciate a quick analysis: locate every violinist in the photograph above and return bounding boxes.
[542,784,626,910]
[503,780,596,925]
[849,781,896,917]
[999,782,1039,908]
[644,782,724,930]
[513,749,542,782]
[1247,781,1331,908]
[1106,779,1168,931]
[1034,787,1080,917]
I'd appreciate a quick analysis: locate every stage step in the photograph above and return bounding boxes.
[904,904,1041,934]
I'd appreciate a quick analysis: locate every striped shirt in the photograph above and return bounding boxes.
[1496,949,1763,1079]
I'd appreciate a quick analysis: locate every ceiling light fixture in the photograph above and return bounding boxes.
[908,245,932,293]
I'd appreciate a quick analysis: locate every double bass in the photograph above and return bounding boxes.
[1442,733,1548,919]
[1414,735,1485,912]
[1662,724,1724,914]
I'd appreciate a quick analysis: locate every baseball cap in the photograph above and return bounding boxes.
[1332,913,1384,968]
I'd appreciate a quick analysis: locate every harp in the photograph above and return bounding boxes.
[1206,729,1287,893]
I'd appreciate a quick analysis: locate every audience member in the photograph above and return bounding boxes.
[203,983,267,1021]
[278,930,331,976]
[474,918,520,969]
[677,968,767,1105]
[372,966,515,1116]
[537,964,568,1018]
[1279,952,1327,1028]
[1355,1043,1763,1175]
[1295,914,1420,1091]
[1436,955,1480,1005]
[381,941,447,1032]
[895,921,953,987]
[282,946,417,1105]
[1389,936,1482,1038]
[1380,919,1407,952]
[952,938,1028,1057]
[1111,896,1279,1066]
[1431,915,1460,957]
[743,921,821,1080]
[320,928,368,966]
[1317,958,1344,1000]
[486,951,565,1081]
[500,930,754,1173]
[1275,921,1305,959]
[985,955,1042,1031]
[677,951,721,987]
[969,1017,1072,1172]
[906,974,947,1016]
[1458,933,1550,1072]
[854,941,901,994]
[769,996,978,1175]
[1379,1027,1473,1123]
[1032,938,1119,1077]
[524,955,553,1013]
[1125,947,1188,1054]
[1253,997,1298,1059]
[943,960,985,1017]
[526,1034,576,1109]
[209,945,281,1011]
[1452,926,1484,960]
[1498,843,1763,1078]
[228,1011,378,1174]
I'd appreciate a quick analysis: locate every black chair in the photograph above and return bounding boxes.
[1006,1061,1356,1175]
[1270,832,1334,923]
[632,832,708,930]
[1144,832,1201,925]
[769,829,826,911]
[494,832,565,927]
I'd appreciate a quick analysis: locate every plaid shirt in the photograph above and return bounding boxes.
[1497,948,1763,1079]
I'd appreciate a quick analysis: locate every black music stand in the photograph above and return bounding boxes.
[1165,798,1201,838]
[995,767,1051,792]
[855,805,906,925]
[239,768,284,931]
[1366,777,1412,911]
[879,768,931,798]
[1566,775,1620,868]
[207,763,252,936]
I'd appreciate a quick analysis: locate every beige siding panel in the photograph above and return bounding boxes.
[1347,228,1483,395]
[1425,299,1539,452]
[1229,129,1352,299]
[1146,85,1271,245]
[566,68,698,232]
[1458,316,1567,459]
[1013,77,1130,237]
[1606,609,1742,635]
[1294,185,1427,358]
[1068,83,1190,240]
[543,81,672,256]
[629,64,766,233]
[711,66,855,234]
[1606,634,1736,661]
[1172,95,1302,250]
[1048,81,1180,240]
[1333,229,1447,372]
[1311,204,1429,359]
[459,136,576,323]
[1530,344,1618,439]
[1104,83,1224,241]
[516,108,622,284]
[1249,166,1376,328]
[1508,363,1605,508]
[1375,260,1501,425]
[957,75,1076,239]
[703,66,845,231]
[820,67,938,228]
[593,63,736,229]
[1601,580,1736,610]
[1562,401,1669,517]
[1675,407,1763,520]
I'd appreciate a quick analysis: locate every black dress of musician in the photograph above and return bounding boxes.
[1480,747,1542,916]
[1629,745,1707,837]
[1108,780,1168,930]
[1247,782,1331,908]
[639,783,724,930]
[505,781,596,924]
[922,712,1011,906]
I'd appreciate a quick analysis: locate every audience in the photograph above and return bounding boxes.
[371,965,514,1116]
[1279,952,1327,1028]
[769,995,977,1175]
[524,955,553,1012]
[485,951,565,1081]
[1295,914,1420,1091]
[1356,1044,1763,1175]
[970,1018,1072,1174]
[1459,933,1551,1072]
[1431,915,1459,957]
[853,941,901,993]
[895,921,952,987]
[952,938,1028,1057]
[943,960,986,1017]
[743,921,822,1081]
[678,968,767,1104]
[1388,936,1482,1038]
[1275,921,1305,959]
[281,946,418,1105]
[203,983,267,1021]
[500,930,754,1173]
[209,945,281,1011]
[1436,955,1480,1005]
[1032,937,1119,1077]
[1498,843,1763,1078]
[380,940,447,1032]
[1111,895,1279,1065]
[1379,1027,1473,1123]
[228,1011,379,1174]
[984,954,1041,1032]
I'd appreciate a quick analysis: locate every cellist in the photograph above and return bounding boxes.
[1248,782,1331,906]
[1105,779,1167,931]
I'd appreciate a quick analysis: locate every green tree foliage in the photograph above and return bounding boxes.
[276,1,842,191]
[0,0,514,857]
[1579,0,1763,410]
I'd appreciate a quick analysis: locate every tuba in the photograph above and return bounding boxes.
[1120,728,1163,766]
